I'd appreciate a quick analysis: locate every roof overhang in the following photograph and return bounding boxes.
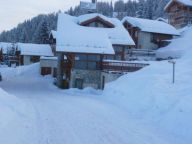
[80,16,115,28]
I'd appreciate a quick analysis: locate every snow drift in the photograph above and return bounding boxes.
[156,26,192,59]
[103,26,192,144]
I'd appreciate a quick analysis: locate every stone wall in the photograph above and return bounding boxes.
[70,69,102,89]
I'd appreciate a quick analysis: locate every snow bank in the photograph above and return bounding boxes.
[103,32,192,144]
[156,26,192,59]
[0,63,40,79]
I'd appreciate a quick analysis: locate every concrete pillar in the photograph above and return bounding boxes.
[57,53,64,88]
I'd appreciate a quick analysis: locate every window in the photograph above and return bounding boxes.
[30,56,40,63]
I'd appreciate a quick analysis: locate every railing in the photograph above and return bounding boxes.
[128,48,156,57]
[102,60,149,72]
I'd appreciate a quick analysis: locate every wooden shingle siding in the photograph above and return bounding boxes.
[165,1,192,28]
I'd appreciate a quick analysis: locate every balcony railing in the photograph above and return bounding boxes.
[102,60,149,72]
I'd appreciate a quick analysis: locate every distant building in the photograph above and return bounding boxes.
[122,17,180,50]
[0,42,19,66]
[165,0,192,28]
[17,43,53,65]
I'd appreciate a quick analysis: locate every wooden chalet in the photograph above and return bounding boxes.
[52,13,149,90]
[122,17,180,51]
[165,0,192,28]
[16,43,53,66]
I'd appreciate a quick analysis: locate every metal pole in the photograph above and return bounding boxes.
[173,63,175,84]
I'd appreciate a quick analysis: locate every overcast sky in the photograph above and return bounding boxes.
[0,0,121,33]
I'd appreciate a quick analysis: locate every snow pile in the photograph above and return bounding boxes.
[103,31,192,143]
[156,26,192,59]
[0,62,171,144]
[122,16,179,35]
[0,63,40,79]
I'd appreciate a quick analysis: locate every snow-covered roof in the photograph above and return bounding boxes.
[122,17,180,36]
[78,13,134,45]
[49,30,57,39]
[56,13,135,54]
[17,43,54,56]
[78,13,113,25]
[165,0,192,11]
[0,42,13,54]
[156,17,168,23]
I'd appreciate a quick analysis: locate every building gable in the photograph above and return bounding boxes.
[79,16,115,28]
[165,0,192,12]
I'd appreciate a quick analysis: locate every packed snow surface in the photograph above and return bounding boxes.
[0,64,169,144]
[122,16,179,35]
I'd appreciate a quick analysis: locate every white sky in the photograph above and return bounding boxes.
[0,0,120,33]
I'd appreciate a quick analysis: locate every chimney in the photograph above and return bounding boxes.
[92,0,97,4]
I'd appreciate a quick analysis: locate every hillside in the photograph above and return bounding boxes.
[0,0,169,43]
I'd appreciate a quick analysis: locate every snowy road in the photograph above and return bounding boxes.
[0,65,169,144]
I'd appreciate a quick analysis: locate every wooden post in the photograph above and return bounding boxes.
[57,53,64,88]
[173,62,175,84]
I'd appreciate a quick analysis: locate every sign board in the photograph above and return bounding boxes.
[80,1,96,10]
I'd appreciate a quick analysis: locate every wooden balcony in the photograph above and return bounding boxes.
[102,60,149,72]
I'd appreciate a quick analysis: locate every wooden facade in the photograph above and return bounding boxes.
[165,0,192,28]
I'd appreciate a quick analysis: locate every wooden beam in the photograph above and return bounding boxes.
[57,53,64,88]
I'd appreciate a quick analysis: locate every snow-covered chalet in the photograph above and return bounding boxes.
[165,0,192,28]
[122,17,180,50]
[41,13,150,89]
